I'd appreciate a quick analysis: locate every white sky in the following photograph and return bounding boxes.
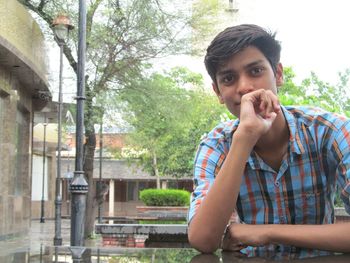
[52,0,350,103]
[240,0,350,85]
[157,0,350,87]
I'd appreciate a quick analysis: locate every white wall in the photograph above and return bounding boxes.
[31,154,48,201]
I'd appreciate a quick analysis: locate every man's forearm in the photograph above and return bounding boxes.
[269,223,350,253]
[188,131,256,253]
[188,91,281,253]
[230,223,350,253]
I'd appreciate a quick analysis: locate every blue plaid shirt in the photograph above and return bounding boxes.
[189,106,350,254]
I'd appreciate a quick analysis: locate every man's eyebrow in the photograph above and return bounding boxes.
[216,69,234,76]
[216,59,265,76]
[244,59,265,69]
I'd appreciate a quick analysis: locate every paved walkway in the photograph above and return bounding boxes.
[30,219,102,251]
[30,219,72,250]
[0,219,102,256]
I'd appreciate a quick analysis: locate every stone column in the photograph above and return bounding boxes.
[161,180,167,189]
[108,179,114,224]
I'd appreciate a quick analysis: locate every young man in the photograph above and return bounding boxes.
[188,24,350,255]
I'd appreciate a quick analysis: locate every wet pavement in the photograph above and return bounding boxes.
[29,219,102,252]
[30,219,72,251]
[1,220,350,262]
[0,218,102,257]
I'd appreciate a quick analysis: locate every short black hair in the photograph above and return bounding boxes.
[204,24,281,84]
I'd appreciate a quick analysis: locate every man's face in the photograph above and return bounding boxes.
[212,46,283,118]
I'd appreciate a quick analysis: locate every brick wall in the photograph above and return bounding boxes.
[66,133,127,150]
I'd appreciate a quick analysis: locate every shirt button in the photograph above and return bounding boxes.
[274,181,280,187]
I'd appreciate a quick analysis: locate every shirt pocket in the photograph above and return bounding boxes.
[291,190,331,224]
[236,195,268,224]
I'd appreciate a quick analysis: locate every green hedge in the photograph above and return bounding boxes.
[139,189,190,206]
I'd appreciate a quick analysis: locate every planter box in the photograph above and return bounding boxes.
[96,223,189,248]
[335,207,350,223]
[136,206,188,220]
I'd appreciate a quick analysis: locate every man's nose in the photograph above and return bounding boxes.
[237,77,254,95]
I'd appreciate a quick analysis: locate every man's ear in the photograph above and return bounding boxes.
[276,63,284,87]
[212,83,224,104]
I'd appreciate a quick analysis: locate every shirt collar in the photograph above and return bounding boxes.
[281,106,305,155]
[230,106,305,170]
[232,106,305,155]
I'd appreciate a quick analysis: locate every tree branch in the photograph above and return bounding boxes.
[86,0,103,47]
[38,0,48,11]
[18,0,78,74]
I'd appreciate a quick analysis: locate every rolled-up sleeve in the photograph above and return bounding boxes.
[188,139,227,223]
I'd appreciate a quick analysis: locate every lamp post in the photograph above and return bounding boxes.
[70,0,88,246]
[52,14,74,246]
[98,113,103,224]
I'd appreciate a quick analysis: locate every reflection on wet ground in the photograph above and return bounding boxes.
[1,220,349,262]
[1,246,350,263]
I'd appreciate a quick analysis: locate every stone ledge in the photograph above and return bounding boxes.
[334,207,349,216]
[95,224,187,235]
[136,206,188,219]
[95,224,188,248]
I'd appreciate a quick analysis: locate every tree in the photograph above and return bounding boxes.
[279,67,350,117]
[119,67,226,187]
[191,0,240,55]
[18,0,198,238]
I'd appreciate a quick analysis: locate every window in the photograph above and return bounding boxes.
[127,181,137,201]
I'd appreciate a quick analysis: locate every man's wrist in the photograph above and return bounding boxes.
[262,224,277,245]
[233,129,259,148]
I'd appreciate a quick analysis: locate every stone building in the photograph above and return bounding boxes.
[0,0,50,240]
[61,132,193,217]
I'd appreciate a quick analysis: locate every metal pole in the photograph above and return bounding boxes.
[39,243,43,263]
[70,0,88,246]
[54,41,64,246]
[40,116,47,223]
[98,117,103,223]
[67,158,71,216]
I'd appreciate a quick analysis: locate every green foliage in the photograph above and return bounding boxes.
[150,249,199,263]
[191,0,221,54]
[19,0,204,237]
[110,249,199,263]
[334,194,343,207]
[279,67,350,117]
[105,146,122,159]
[334,186,344,207]
[139,189,190,206]
[190,0,239,55]
[120,67,226,178]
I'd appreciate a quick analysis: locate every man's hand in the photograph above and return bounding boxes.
[223,223,350,253]
[222,223,270,251]
[238,89,281,139]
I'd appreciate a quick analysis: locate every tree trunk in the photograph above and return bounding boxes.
[152,152,160,189]
[84,127,97,238]
[83,87,98,239]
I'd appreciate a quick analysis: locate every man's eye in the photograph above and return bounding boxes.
[251,67,264,75]
[222,74,234,83]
